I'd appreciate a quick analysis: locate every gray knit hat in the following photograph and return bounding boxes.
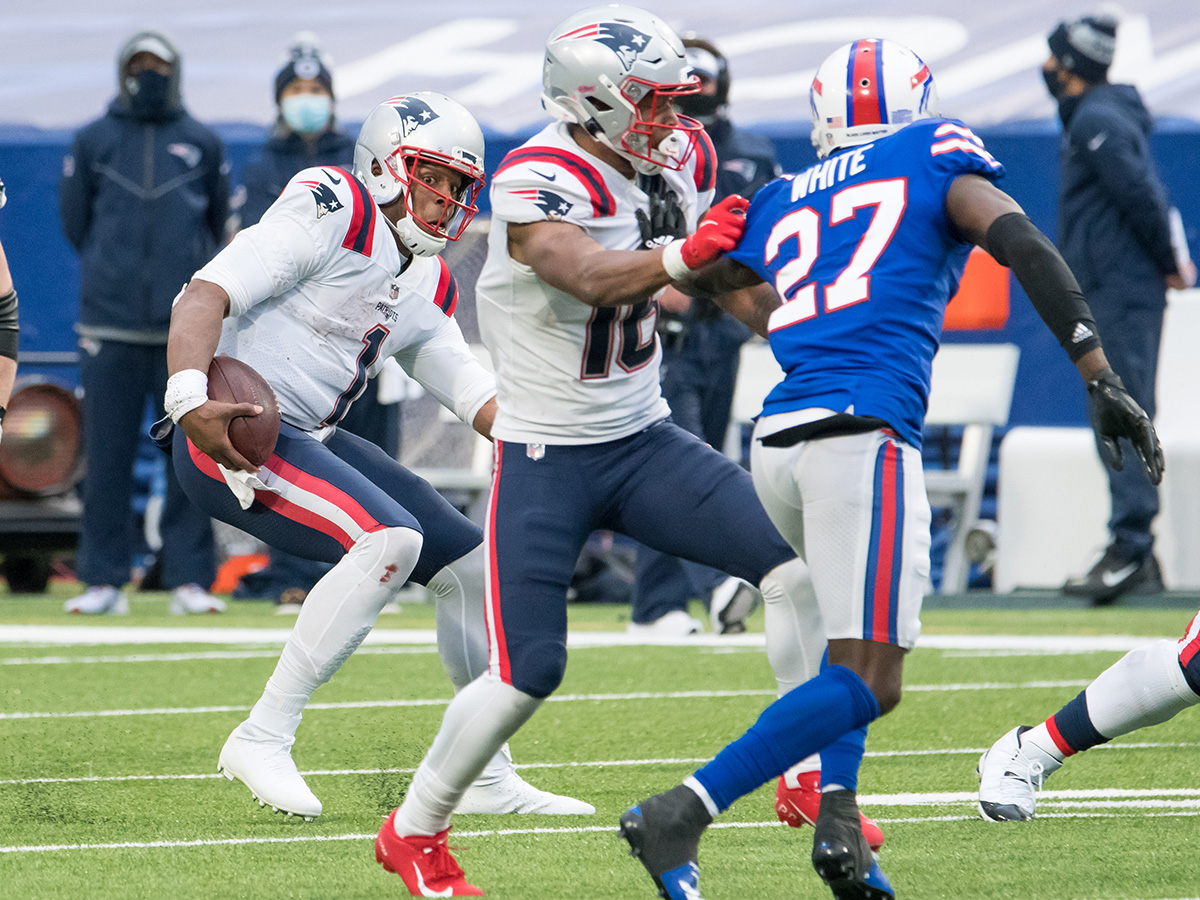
[1048,14,1118,83]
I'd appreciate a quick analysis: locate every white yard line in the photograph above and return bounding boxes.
[0,680,1106,721]
[0,624,1171,652]
[5,748,1198,787]
[0,646,437,666]
[3,808,1199,855]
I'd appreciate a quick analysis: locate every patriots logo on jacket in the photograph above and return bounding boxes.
[297,180,344,219]
[511,188,573,220]
[389,96,441,138]
[558,21,652,72]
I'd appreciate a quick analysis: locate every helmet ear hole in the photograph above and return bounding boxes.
[585,97,613,113]
[371,160,384,177]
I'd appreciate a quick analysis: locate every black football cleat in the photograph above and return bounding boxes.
[1063,544,1163,606]
[620,784,712,900]
[811,789,895,900]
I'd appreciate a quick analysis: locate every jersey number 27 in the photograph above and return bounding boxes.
[766,178,907,332]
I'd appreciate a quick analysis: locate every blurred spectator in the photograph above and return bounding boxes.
[629,36,780,637]
[230,34,404,609]
[0,177,19,438]
[1044,14,1197,605]
[59,30,227,615]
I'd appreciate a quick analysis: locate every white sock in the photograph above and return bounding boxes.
[246,527,423,739]
[759,558,826,696]
[431,544,488,691]
[394,673,541,837]
[1020,723,1066,766]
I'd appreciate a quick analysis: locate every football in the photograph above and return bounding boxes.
[206,355,281,467]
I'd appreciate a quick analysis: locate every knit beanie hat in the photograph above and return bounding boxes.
[274,35,333,103]
[1048,14,1118,83]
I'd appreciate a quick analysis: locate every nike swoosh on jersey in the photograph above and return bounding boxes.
[530,169,557,181]
[324,169,343,184]
[1100,561,1139,587]
[1087,132,1108,152]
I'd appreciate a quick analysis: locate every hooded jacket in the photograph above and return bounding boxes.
[59,31,229,343]
[1056,83,1177,303]
[236,124,355,229]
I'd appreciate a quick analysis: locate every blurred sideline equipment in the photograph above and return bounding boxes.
[996,287,1200,591]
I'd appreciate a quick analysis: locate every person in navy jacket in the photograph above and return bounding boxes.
[59,30,228,616]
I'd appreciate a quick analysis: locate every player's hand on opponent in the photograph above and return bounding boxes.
[661,195,750,280]
[180,400,263,474]
[1086,368,1164,485]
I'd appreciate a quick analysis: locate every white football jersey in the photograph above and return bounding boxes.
[476,121,716,444]
[192,166,494,433]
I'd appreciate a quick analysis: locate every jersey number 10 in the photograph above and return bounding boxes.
[766,178,907,333]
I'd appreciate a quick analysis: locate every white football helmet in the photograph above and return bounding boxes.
[542,5,701,175]
[353,93,485,256]
[810,39,939,159]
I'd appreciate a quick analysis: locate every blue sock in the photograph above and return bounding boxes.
[1052,690,1108,754]
[820,726,867,791]
[692,665,880,812]
[815,652,867,791]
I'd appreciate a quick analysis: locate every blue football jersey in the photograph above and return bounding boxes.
[728,118,1004,448]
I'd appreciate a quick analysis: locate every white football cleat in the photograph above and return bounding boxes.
[64,586,129,615]
[170,584,227,615]
[626,609,704,638]
[977,725,1061,822]
[456,745,594,815]
[218,727,321,821]
[709,576,761,635]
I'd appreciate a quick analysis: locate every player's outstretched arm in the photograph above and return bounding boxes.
[945,174,1163,484]
[685,258,777,339]
[166,279,261,473]
[509,195,749,309]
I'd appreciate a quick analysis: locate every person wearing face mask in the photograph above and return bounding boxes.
[234,36,354,231]
[58,30,228,616]
[1041,14,1197,606]
[232,35,405,610]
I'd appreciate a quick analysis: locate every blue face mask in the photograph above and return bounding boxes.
[280,94,332,135]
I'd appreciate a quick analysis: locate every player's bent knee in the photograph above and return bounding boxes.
[508,641,568,699]
[349,526,424,583]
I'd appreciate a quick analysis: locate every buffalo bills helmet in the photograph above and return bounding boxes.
[810,39,939,159]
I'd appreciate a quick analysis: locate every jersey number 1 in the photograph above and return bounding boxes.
[321,325,389,426]
[766,178,907,332]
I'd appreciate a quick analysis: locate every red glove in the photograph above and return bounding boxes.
[681,194,750,269]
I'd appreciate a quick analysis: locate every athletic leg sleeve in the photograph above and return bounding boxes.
[393,673,542,837]
[691,665,880,812]
[428,544,521,783]
[244,527,423,738]
[430,543,489,691]
[1078,639,1200,740]
[759,558,825,695]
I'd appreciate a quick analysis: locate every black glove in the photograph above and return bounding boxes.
[1087,368,1164,485]
[635,175,687,249]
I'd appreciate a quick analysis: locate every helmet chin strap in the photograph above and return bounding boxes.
[595,128,688,177]
[386,210,446,257]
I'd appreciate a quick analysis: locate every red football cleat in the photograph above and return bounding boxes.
[775,768,885,852]
[375,810,484,897]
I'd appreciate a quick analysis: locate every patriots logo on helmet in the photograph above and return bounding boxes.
[511,188,573,220]
[389,96,441,138]
[558,21,654,72]
[297,179,344,219]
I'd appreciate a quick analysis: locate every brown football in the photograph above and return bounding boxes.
[206,355,281,467]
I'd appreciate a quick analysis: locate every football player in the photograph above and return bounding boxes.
[978,611,1200,821]
[620,39,1163,900]
[372,6,825,897]
[162,94,591,823]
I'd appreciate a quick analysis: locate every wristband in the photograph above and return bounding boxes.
[661,239,692,281]
[165,368,209,424]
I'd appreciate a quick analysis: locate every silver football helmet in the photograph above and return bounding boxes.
[353,93,485,256]
[542,5,701,176]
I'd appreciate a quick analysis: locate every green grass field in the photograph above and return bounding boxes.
[2,586,1198,900]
